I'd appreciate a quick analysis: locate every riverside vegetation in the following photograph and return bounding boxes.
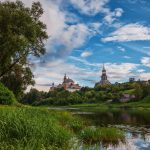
[21,81,150,107]
[0,106,125,150]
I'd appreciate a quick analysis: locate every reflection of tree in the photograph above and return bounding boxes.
[79,109,150,126]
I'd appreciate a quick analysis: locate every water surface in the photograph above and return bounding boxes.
[72,108,150,150]
[49,107,150,149]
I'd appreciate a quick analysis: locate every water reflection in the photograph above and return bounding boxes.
[74,109,150,126]
[73,108,150,150]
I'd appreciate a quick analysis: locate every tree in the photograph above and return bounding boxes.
[0,1,48,97]
[1,64,34,99]
[0,82,16,105]
[21,88,41,104]
[134,83,143,100]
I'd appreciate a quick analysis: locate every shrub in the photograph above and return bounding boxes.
[0,82,16,105]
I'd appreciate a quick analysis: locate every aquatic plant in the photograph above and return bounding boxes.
[79,127,125,146]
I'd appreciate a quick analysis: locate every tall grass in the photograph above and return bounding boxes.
[0,106,125,149]
[0,107,81,150]
[79,127,125,146]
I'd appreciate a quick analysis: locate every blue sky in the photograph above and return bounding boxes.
[10,0,150,91]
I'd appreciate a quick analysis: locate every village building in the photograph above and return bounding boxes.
[50,74,81,92]
[119,94,135,103]
[95,64,111,87]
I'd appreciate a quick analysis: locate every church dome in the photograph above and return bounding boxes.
[64,78,74,83]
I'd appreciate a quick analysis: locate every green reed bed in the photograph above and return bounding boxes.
[79,127,125,146]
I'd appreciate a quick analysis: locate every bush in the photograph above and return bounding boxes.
[0,82,16,105]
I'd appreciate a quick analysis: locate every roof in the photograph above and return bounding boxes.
[63,78,74,83]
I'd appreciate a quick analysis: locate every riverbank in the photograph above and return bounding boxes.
[0,106,125,150]
[70,100,150,111]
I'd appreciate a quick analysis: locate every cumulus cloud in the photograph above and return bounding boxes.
[102,23,150,42]
[70,0,109,16]
[70,0,123,24]
[141,57,150,67]
[104,8,124,24]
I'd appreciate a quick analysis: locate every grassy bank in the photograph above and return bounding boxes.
[0,106,125,150]
[0,106,83,150]
[71,100,150,111]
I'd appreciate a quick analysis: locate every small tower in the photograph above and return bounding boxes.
[101,64,107,81]
[95,64,111,87]
[64,73,67,82]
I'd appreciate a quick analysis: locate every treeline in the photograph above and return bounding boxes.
[21,81,150,106]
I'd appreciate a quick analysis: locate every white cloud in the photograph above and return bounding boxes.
[137,69,145,73]
[70,0,123,24]
[104,8,124,24]
[137,72,150,80]
[81,51,93,58]
[70,0,109,16]
[102,23,150,42]
[5,0,99,59]
[30,58,142,91]
[118,46,126,52]
[143,46,150,49]
[123,56,131,59]
[105,63,139,82]
[141,57,150,67]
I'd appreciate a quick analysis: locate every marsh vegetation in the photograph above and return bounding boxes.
[0,106,126,150]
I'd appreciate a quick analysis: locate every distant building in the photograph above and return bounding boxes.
[49,83,56,91]
[50,74,81,92]
[129,78,135,83]
[95,64,111,87]
[120,94,135,103]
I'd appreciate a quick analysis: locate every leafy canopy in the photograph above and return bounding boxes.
[0,1,48,98]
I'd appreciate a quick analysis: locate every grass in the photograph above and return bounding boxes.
[0,106,126,150]
[80,127,125,146]
[0,106,84,150]
[71,99,150,111]
[122,89,135,94]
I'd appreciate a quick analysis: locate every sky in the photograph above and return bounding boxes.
[3,0,150,91]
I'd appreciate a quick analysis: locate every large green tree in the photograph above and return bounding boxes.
[0,1,48,98]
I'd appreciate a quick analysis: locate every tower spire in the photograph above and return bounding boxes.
[102,63,106,71]
[64,73,67,81]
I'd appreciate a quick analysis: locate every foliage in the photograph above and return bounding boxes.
[0,1,48,98]
[21,88,47,104]
[1,65,35,99]
[22,81,150,106]
[0,82,16,105]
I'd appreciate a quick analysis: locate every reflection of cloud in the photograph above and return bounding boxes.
[108,136,150,150]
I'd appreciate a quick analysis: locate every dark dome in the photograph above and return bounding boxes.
[64,78,74,83]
